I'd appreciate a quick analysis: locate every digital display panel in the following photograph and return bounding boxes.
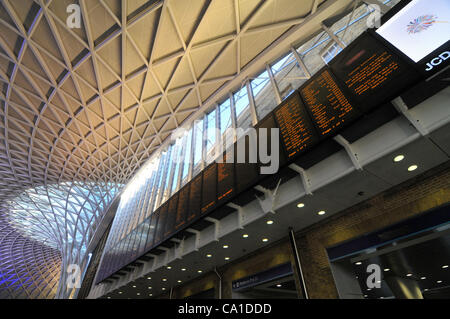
[300,67,359,137]
[256,112,286,168]
[187,174,202,222]
[330,32,420,111]
[153,202,168,245]
[201,163,217,215]
[217,152,235,206]
[235,136,260,194]
[273,91,319,159]
[144,211,159,252]
[376,0,450,63]
[164,193,179,238]
[175,185,189,230]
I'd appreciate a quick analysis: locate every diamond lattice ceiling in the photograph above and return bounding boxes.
[0,0,326,298]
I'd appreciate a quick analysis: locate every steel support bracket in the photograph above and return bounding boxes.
[392,97,429,136]
[288,164,313,195]
[334,134,363,170]
[205,217,221,242]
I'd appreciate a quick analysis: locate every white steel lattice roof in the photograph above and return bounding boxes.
[0,0,329,298]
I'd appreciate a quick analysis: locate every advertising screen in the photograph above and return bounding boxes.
[376,0,450,63]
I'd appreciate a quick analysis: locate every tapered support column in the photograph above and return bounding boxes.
[288,227,309,299]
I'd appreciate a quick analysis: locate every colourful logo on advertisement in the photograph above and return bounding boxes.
[407,14,438,34]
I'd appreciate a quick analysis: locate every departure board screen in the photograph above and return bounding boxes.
[217,152,235,206]
[330,31,420,111]
[187,174,202,222]
[235,136,260,193]
[164,193,179,238]
[273,91,319,160]
[201,163,217,215]
[256,112,286,168]
[144,211,159,251]
[300,67,359,137]
[154,202,168,245]
[175,185,189,230]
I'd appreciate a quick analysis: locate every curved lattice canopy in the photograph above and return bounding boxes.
[0,214,62,299]
[0,0,331,298]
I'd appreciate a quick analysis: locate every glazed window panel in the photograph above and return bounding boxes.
[251,70,278,120]
[234,86,252,130]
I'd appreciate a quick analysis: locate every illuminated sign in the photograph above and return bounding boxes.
[376,0,450,63]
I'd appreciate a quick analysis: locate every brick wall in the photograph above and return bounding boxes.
[296,161,450,298]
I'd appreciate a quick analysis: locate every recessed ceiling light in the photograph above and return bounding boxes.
[442,265,449,269]
[406,273,412,277]
[423,289,429,292]
[408,165,418,172]
[162,278,167,282]
[147,277,151,280]
[118,292,122,294]
[297,203,305,208]
[137,293,140,296]
[364,295,368,298]
[198,270,202,273]
[421,277,426,280]
[355,262,362,265]
[107,297,111,299]
[393,155,405,162]
[276,284,282,288]
[384,268,390,272]
[206,254,212,258]
[367,288,371,291]
[437,280,443,283]
[262,238,269,242]
[167,266,172,270]
[266,220,274,225]
[162,288,166,291]
[225,257,230,260]
[181,268,186,271]
[317,210,326,216]
[132,285,136,288]
[223,245,229,248]
[149,294,153,296]
[148,287,152,289]
[242,234,249,238]
[177,280,182,283]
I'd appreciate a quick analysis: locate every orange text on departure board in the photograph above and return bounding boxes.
[345,51,399,96]
[301,70,353,136]
[275,96,314,158]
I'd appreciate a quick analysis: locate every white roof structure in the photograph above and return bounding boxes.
[0,0,367,298]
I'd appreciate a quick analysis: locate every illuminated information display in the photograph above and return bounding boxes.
[300,68,358,137]
[217,152,235,206]
[144,211,159,251]
[201,163,217,214]
[164,193,179,238]
[330,32,419,110]
[273,91,319,159]
[175,186,189,230]
[235,138,259,194]
[154,202,168,245]
[187,174,202,222]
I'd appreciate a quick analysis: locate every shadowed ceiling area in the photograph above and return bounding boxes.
[0,0,327,298]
